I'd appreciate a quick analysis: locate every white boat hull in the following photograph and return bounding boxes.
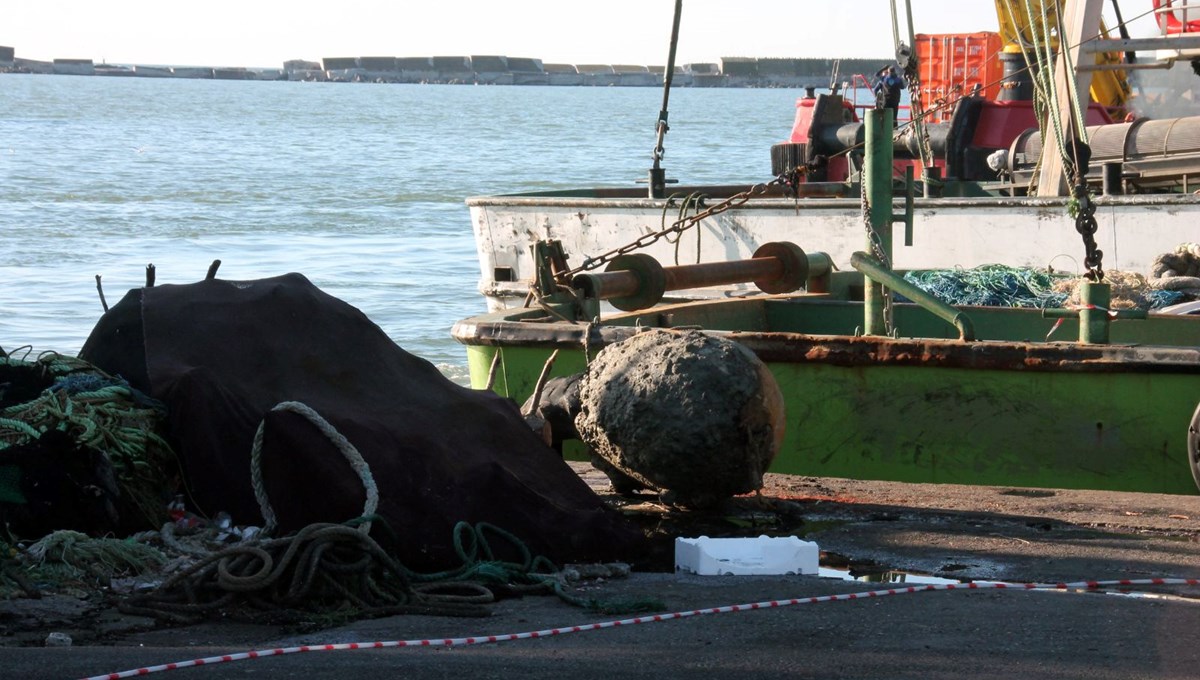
[468,191,1200,310]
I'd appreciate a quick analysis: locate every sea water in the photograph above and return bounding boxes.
[0,74,832,382]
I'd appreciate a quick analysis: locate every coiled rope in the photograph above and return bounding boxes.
[1150,242,1200,298]
[662,191,707,266]
[115,402,650,626]
[114,516,639,627]
[85,576,1200,680]
[117,521,493,625]
[249,401,378,537]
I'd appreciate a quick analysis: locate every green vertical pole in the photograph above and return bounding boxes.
[863,108,895,336]
[1079,281,1111,344]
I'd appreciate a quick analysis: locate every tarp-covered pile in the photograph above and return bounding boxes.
[78,273,641,570]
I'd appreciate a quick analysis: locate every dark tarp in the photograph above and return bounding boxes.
[79,273,642,570]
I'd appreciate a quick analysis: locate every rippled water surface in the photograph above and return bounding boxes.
[0,75,813,379]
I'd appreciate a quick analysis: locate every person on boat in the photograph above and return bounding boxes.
[873,66,904,115]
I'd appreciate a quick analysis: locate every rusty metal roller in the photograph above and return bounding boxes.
[571,241,824,311]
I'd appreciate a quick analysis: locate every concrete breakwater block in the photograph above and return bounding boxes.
[575,329,786,507]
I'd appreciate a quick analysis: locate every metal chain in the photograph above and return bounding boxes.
[899,57,935,169]
[861,180,894,335]
[560,178,785,279]
[1071,184,1104,282]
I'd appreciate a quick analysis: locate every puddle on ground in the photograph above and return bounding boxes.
[1100,591,1200,603]
[817,555,1199,602]
[818,551,964,584]
[818,566,964,585]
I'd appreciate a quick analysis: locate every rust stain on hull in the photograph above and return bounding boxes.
[455,316,1200,376]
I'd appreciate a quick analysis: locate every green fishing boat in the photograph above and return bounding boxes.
[453,109,1200,496]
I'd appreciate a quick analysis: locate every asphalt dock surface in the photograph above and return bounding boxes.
[3,465,1199,679]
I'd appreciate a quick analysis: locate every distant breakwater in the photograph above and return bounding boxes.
[0,50,891,87]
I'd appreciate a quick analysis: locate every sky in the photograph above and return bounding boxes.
[4,1,1168,69]
[0,1,1017,68]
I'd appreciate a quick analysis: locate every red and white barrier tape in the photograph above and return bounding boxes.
[1044,303,1120,340]
[84,577,1199,680]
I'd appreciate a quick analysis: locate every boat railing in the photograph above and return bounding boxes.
[1155,0,1200,35]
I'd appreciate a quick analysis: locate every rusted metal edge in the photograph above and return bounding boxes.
[451,318,1200,375]
[466,190,1200,210]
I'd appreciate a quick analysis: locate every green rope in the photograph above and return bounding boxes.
[662,192,706,266]
[246,406,656,612]
[1029,0,1068,168]
[1057,11,1091,149]
[0,352,177,527]
[423,521,659,614]
[0,418,39,439]
[0,530,169,597]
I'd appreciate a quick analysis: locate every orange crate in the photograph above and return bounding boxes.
[914,32,1003,122]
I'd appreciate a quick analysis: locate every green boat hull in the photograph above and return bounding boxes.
[455,297,1200,496]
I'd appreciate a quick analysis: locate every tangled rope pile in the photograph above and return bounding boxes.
[119,522,492,624]
[1052,269,1183,310]
[117,519,644,626]
[0,348,177,528]
[114,401,649,625]
[1,530,169,599]
[25,531,167,586]
[1055,244,1200,310]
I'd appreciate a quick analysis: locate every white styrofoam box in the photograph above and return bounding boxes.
[675,535,819,576]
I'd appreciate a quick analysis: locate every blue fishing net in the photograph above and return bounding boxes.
[900,266,1069,308]
[1142,289,1187,308]
[50,373,119,395]
[900,267,1191,310]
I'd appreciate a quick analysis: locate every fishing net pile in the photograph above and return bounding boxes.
[0,349,178,539]
[1,530,168,600]
[902,243,1200,311]
[902,265,1070,308]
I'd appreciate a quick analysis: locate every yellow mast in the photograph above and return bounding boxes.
[993,0,1131,116]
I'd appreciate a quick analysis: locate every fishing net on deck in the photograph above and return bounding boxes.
[1052,270,1168,310]
[902,248,1200,311]
[901,265,1070,308]
[1051,243,1200,310]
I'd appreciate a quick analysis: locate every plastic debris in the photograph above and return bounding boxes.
[675,535,818,576]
